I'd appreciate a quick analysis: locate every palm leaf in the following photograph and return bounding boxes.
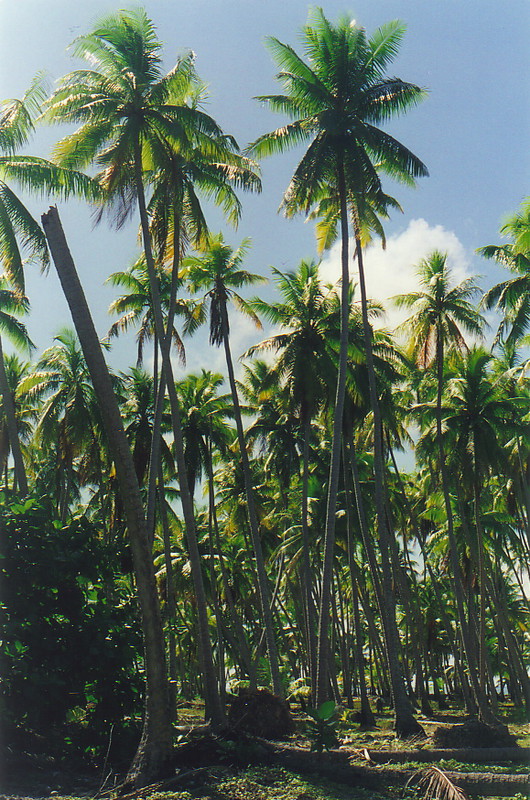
[409,766,471,800]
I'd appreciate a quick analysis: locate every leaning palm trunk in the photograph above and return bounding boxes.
[133,150,224,726]
[41,206,172,786]
[219,300,283,698]
[354,229,423,737]
[315,163,350,707]
[0,334,28,495]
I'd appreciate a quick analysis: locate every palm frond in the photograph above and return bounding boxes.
[408,766,471,800]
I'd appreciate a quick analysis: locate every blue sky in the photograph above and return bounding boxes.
[1,0,528,372]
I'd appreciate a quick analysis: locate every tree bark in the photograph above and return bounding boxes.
[41,206,172,786]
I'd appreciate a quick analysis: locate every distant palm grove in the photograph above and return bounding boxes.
[1,7,529,787]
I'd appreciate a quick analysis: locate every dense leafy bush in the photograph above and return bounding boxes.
[0,494,142,751]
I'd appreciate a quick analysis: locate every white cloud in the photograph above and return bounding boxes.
[318,218,473,331]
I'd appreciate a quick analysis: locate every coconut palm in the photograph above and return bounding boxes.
[0,76,99,293]
[24,329,104,518]
[478,198,530,347]
[45,8,258,729]
[442,347,526,702]
[395,251,494,719]
[42,206,174,785]
[184,234,284,696]
[176,370,233,502]
[249,8,427,727]
[247,260,338,685]
[0,354,34,489]
[107,257,195,369]
[0,79,97,495]
[0,278,33,493]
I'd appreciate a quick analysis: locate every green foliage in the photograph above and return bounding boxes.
[306,701,340,753]
[0,493,142,751]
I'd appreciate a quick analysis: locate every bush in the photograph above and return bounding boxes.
[0,494,142,755]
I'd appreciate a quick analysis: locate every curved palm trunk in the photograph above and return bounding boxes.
[41,206,172,785]
[0,334,28,495]
[354,229,423,737]
[219,300,283,697]
[133,150,224,726]
[315,162,350,707]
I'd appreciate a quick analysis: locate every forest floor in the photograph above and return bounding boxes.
[2,702,530,800]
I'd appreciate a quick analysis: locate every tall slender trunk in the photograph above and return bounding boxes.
[434,334,496,724]
[41,206,172,786]
[0,334,28,495]
[158,465,178,723]
[133,148,223,725]
[300,412,317,688]
[147,213,181,541]
[315,160,350,707]
[354,229,423,737]
[208,452,256,684]
[343,430,377,726]
[220,302,282,697]
[387,440,475,713]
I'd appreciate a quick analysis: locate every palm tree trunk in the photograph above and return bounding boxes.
[41,206,172,786]
[220,303,283,697]
[434,335,496,724]
[343,432,376,726]
[300,412,317,688]
[133,148,224,726]
[315,161,350,707]
[354,229,423,737]
[0,334,28,495]
[158,465,178,723]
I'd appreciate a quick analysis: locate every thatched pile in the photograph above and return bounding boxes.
[227,688,294,739]
[432,718,518,749]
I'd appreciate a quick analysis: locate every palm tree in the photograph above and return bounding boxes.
[42,206,174,784]
[0,76,99,291]
[176,370,233,502]
[395,252,496,720]
[442,347,525,704]
[247,260,338,685]
[478,198,530,347]
[25,329,103,517]
[107,256,196,369]
[0,278,33,494]
[250,7,427,730]
[0,80,98,495]
[0,354,34,489]
[184,234,284,697]
[45,8,259,728]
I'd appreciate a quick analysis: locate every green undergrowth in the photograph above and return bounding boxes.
[143,766,397,800]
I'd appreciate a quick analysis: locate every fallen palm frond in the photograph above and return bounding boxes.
[408,766,471,800]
